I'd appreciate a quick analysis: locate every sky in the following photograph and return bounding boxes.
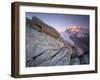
[26,12,89,32]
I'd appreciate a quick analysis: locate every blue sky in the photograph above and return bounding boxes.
[26,12,89,32]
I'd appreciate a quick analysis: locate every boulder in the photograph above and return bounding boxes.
[71,47,84,58]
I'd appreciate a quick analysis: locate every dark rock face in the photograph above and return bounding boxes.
[79,53,89,64]
[71,47,84,58]
[69,31,89,65]
[26,17,72,67]
[69,58,80,65]
[70,33,89,53]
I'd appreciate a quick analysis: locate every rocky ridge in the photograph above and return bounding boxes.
[26,16,72,67]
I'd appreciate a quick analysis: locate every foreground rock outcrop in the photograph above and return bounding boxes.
[26,16,72,67]
[26,16,89,67]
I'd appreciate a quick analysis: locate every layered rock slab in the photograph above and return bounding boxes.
[26,17,72,67]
